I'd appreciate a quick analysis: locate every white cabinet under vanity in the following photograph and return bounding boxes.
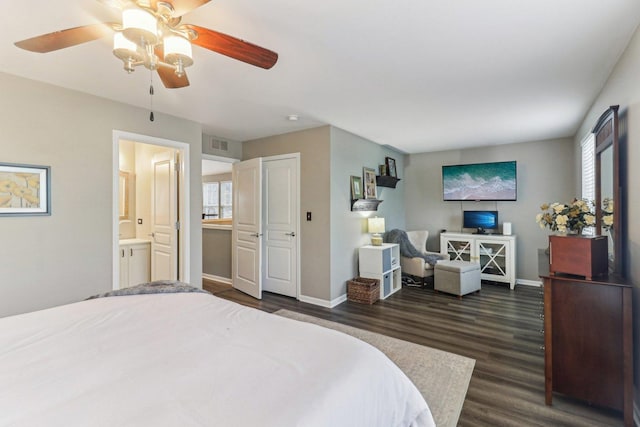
[119,239,151,289]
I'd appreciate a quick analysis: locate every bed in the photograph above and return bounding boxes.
[0,286,434,426]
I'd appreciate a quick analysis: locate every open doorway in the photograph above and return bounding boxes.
[112,131,191,290]
[202,155,237,285]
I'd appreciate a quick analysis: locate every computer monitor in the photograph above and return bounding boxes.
[463,210,498,234]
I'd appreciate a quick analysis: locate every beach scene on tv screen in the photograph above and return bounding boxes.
[443,161,517,200]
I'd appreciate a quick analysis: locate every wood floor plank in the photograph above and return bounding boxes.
[203,279,624,426]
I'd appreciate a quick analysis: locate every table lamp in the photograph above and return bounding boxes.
[368,217,385,246]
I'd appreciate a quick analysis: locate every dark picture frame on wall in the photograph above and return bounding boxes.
[350,175,363,199]
[0,162,51,216]
[385,157,397,178]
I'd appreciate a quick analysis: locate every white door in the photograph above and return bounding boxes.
[263,157,298,297]
[232,158,262,298]
[151,150,178,280]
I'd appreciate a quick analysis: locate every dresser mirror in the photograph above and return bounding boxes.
[593,105,624,276]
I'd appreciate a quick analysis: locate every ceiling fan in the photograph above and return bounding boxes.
[14,0,278,89]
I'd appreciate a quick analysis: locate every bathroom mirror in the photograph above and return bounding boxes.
[119,171,130,221]
[593,105,624,276]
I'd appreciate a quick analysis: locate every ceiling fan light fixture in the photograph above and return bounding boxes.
[113,32,141,61]
[164,35,194,67]
[14,0,279,91]
[122,8,158,45]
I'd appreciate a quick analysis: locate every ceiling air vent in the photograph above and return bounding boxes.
[209,137,229,152]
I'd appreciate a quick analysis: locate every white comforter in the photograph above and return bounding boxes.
[0,293,434,427]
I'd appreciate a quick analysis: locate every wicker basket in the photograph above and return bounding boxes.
[347,277,380,304]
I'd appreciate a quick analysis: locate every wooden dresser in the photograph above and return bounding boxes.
[539,252,633,426]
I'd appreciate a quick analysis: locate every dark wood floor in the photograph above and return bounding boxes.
[203,278,624,426]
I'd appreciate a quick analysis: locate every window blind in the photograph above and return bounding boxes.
[202,182,219,218]
[581,133,595,235]
[581,133,595,201]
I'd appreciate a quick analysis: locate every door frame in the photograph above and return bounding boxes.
[202,153,240,164]
[112,130,191,290]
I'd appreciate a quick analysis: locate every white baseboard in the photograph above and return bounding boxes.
[203,277,345,307]
[202,273,231,285]
[516,278,542,287]
[330,294,348,307]
[299,293,347,308]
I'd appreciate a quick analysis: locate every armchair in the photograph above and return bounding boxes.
[400,230,450,285]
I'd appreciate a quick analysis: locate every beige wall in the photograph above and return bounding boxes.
[203,228,232,279]
[572,23,640,398]
[243,126,332,301]
[404,137,575,282]
[0,72,203,317]
[203,173,232,183]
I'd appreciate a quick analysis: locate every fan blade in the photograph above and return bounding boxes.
[15,23,115,53]
[155,46,190,88]
[186,25,278,69]
[150,0,211,17]
[157,66,190,88]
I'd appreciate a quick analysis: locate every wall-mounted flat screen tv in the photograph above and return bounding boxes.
[442,161,517,201]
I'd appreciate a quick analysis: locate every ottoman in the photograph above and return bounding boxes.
[434,260,481,298]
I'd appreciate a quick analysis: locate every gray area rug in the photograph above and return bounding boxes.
[275,309,475,427]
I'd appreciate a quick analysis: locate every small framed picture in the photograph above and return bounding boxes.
[379,164,387,176]
[363,167,378,199]
[385,157,397,178]
[350,175,363,200]
[0,163,51,216]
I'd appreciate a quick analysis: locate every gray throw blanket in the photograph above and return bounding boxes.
[86,280,210,300]
[385,229,447,266]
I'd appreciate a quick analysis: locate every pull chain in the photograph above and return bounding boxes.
[149,71,155,122]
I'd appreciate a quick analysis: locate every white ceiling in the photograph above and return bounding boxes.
[3,1,640,153]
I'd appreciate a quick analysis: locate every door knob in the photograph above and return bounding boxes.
[285,232,296,237]
[252,233,262,238]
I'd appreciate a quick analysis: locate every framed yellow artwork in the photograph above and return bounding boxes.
[0,163,51,216]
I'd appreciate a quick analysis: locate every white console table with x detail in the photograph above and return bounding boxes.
[440,232,517,289]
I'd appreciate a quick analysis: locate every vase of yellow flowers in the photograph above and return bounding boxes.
[601,197,614,231]
[535,199,596,235]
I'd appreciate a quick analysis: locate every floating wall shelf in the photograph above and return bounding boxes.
[376,175,401,188]
[351,199,383,212]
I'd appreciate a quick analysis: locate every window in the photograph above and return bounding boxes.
[220,181,233,219]
[203,182,219,218]
[581,133,595,235]
[581,133,595,202]
[202,180,233,219]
